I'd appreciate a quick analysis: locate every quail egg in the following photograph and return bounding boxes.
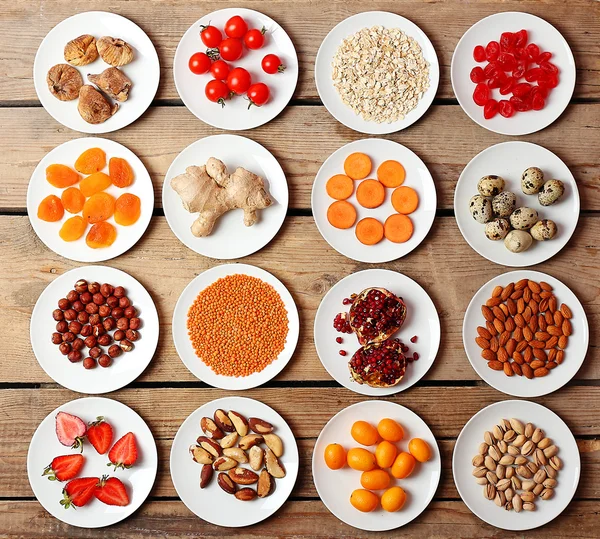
[469,195,493,224]
[492,191,517,218]
[510,207,538,230]
[530,219,558,241]
[485,218,511,241]
[504,230,533,253]
[538,179,565,206]
[521,167,545,195]
[478,175,505,197]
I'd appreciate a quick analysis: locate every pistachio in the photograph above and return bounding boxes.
[523,502,536,511]
[511,476,522,490]
[505,487,514,501]
[503,429,517,442]
[486,471,498,485]
[496,478,511,491]
[545,464,558,479]
[484,484,496,500]
[534,469,547,484]
[521,440,535,456]
[537,437,552,450]
[510,418,525,435]
[473,466,488,478]
[484,431,495,446]
[520,491,535,503]
[532,428,544,444]
[497,440,508,454]
[499,454,515,466]
[515,456,528,465]
[475,476,489,485]
[496,464,506,479]
[526,461,538,474]
[522,480,536,491]
[512,434,527,447]
[513,493,523,513]
[501,418,512,431]
[533,483,544,496]
[507,445,520,456]
[493,425,504,441]
[534,448,547,466]
[506,466,515,479]
[517,465,533,479]
[543,478,558,489]
[479,442,489,455]
[549,456,562,471]
[472,454,484,467]
[494,490,506,507]
[485,456,497,471]
[488,445,501,462]
[541,488,554,500]
[543,445,558,458]
[525,422,534,438]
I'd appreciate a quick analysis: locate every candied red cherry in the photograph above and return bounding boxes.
[488,74,504,89]
[531,93,545,111]
[498,52,516,72]
[513,59,529,79]
[500,76,516,95]
[526,43,540,62]
[473,83,490,106]
[510,95,532,112]
[498,99,515,118]
[470,66,486,83]
[512,82,533,98]
[513,47,526,60]
[484,99,499,119]
[484,60,501,78]
[538,74,558,89]
[485,41,500,61]
[540,61,559,75]
[525,67,543,82]
[537,51,553,64]
[530,85,548,99]
[500,32,515,52]
[473,45,486,62]
[514,29,528,48]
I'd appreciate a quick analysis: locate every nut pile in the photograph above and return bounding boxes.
[475,279,572,378]
[472,418,561,512]
[189,408,286,502]
[51,279,141,369]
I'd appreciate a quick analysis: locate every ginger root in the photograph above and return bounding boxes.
[170,157,273,237]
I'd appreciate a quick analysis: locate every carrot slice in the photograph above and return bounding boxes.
[327,200,357,229]
[356,179,385,209]
[326,174,354,200]
[344,153,372,180]
[377,160,405,188]
[384,214,414,243]
[355,217,384,245]
[391,186,419,214]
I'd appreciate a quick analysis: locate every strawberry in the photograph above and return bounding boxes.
[107,432,138,471]
[43,454,84,482]
[95,475,129,506]
[60,477,99,509]
[86,417,113,455]
[55,411,87,452]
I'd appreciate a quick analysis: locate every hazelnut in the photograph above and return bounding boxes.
[64,309,77,321]
[114,329,125,341]
[129,317,141,330]
[106,296,119,308]
[108,344,122,358]
[80,324,92,337]
[77,311,89,324]
[93,293,105,305]
[88,314,101,326]
[103,317,116,331]
[58,298,70,310]
[62,332,75,343]
[51,332,62,345]
[97,334,112,346]
[83,357,96,369]
[117,317,129,330]
[80,291,93,304]
[98,305,111,317]
[86,302,99,315]
[72,338,84,351]
[119,339,134,352]
[74,279,88,293]
[84,335,97,348]
[67,290,79,302]
[124,306,137,318]
[111,307,124,319]
[92,324,106,337]
[114,286,125,298]
[100,283,114,297]
[99,354,112,368]
[88,282,100,294]
[89,346,102,359]
[72,300,84,312]
[67,350,82,363]
[125,329,139,342]
[59,342,71,355]
[68,321,82,334]
[119,296,131,308]
[52,309,64,321]
[56,321,68,333]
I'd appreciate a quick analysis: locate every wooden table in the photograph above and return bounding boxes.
[1,1,599,537]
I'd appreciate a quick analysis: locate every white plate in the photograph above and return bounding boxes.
[315,11,439,134]
[451,12,576,136]
[174,8,298,130]
[314,269,440,396]
[453,400,580,530]
[31,266,159,394]
[312,138,437,263]
[27,138,154,263]
[172,263,299,389]
[34,11,160,133]
[170,396,299,527]
[312,400,441,531]
[163,134,288,260]
[454,141,579,267]
[27,396,158,529]
[463,270,588,397]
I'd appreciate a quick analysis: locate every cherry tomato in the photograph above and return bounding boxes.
[227,67,252,95]
[200,25,222,48]
[225,15,248,39]
[483,99,499,119]
[218,37,243,61]
[262,54,285,74]
[473,45,486,62]
[247,83,270,108]
[210,60,230,81]
[188,52,211,75]
[244,28,266,50]
[205,79,230,106]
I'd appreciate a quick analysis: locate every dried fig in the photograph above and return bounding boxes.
[88,67,132,102]
[97,36,134,66]
[78,85,118,124]
[64,34,98,66]
[47,64,83,101]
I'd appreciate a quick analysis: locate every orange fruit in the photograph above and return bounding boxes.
[381,486,407,512]
[391,451,416,479]
[375,440,397,469]
[408,438,432,463]
[351,420,380,446]
[347,447,377,472]
[360,469,391,490]
[324,443,346,470]
[350,489,379,512]
[377,418,404,442]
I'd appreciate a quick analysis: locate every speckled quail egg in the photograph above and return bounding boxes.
[492,191,517,218]
[485,218,511,241]
[530,219,558,241]
[538,179,565,206]
[478,175,505,197]
[510,207,539,230]
[521,167,545,195]
[504,230,533,253]
[469,195,493,224]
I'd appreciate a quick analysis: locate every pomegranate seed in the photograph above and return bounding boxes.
[339,350,347,356]
[336,337,343,344]
[413,352,420,361]
[410,336,418,343]
[342,298,350,305]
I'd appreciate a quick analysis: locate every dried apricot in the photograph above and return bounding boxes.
[109,157,134,188]
[46,164,80,188]
[381,486,407,512]
[391,451,416,479]
[375,440,397,469]
[61,187,85,214]
[377,418,404,442]
[37,195,64,222]
[324,443,346,470]
[59,216,86,241]
[360,469,391,491]
[114,193,141,226]
[351,421,380,446]
[74,147,106,174]
[350,489,378,512]
[408,438,432,463]
[86,221,117,248]
[347,448,376,472]
[80,172,112,197]
[83,192,115,223]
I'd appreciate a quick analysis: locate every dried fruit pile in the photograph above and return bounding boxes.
[51,279,142,369]
[475,279,572,378]
[324,417,432,513]
[471,29,559,119]
[189,408,285,501]
[472,417,561,512]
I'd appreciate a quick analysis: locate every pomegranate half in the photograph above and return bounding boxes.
[348,338,407,387]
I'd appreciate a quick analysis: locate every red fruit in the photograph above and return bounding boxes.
[525,68,543,82]
[488,74,505,90]
[530,85,548,99]
[513,59,529,79]
[499,77,516,95]
[188,52,211,75]
[513,47,527,60]
[333,312,352,334]
[210,60,230,81]
[246,82,270,108]
[87,417,114,455]
[200,25,222,48]
[484,99,499,119]
[473,45,486,62]
[108,432,138,470]
[473,83,489,106]
[537,51,553,64]
[514,29,528,48]
[470,66,485,83]
[262,54,285,74]
[226,67,252,95]
[512,82,533,98]
[218,37,243,62]
[60,477,99,509]
[538,74,559,89]
[497,52,516,72]
[205,79,230,106]
[484,61,501,78]
[485,41,500,61]
[224,15,248,39]
[55,412,86,452]
[540,61,559,75]
[499,32,515,52]
[244,27,266,50]
[498,99,515,118]
[526,43,540,62]
[531,93,545,111]
[95,475,129,506]
[348,338,407,388]
[43,454,84,482]
[510,95,531,112]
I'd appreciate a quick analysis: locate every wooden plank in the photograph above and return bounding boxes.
[0,0,599,104]
[1,104,599,212]
[0,215,599,384]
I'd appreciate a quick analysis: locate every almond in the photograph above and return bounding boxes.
[492,306,505,322]
[547,348,557,362]
[560,304,572,319]
[556,350,565,364]
[506,298,517,316]
[517,297,525,313]
[528,280,541,294]
[540,281,553,292]
[490,336,500,352]
[511,362,522,376]
[523,347,533,363]
[548,297,557,313]
[499,331,510,347]
[547,325,562,337]
[545,310,553,324]
[530,340,545,349]
[486,297,502,307]
[515,279,528,290]
[481,305,494,322]
[522,364,534,379]
[506,338,517,357]
[505,317,516,332]
[481,349,497,361]
[539,298,549,312]
[513,327,524,343]
[235,487,257,501]
[540,290,552,298]
[523,287,532,303]
[486,321,498,336]
[529,360,545,370]
[492,285,503,298]
[228,467,259,485]
[497,347,509,363]
[503,362,513,376]
[523,306,532,323]
[512,351,524,365]
[538,314,547,332]
[558,335,568,349]
[500,283,514,300]
[562,319,572,336]
[493,318,505,334]
[529,299,539,315]
[477,326,493,340]
[511,288,524,300]
[528,315,538,332]
[534,367,549,377]
[545,336,558,349]
[488,360,503,371]
[532,348,547,362]
[547,361,557,369]
[500,303,509,316]
[553,311,564,326]
[535,331,550,342]
[523,327,533,342]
